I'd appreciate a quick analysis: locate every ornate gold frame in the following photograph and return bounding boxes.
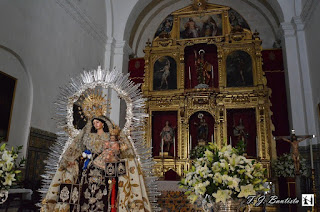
[142,1,275,178]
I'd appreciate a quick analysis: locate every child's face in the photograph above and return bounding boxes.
[110,135,117,142]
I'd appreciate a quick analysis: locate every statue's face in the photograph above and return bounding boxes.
[93,119,104,130]
[110,135,117,142]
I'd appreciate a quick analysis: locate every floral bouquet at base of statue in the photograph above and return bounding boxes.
[272,153,310,178]
[0,144,24,190]
[179,142,268,207]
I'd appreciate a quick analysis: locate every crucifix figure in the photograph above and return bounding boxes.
[275,129,313,175]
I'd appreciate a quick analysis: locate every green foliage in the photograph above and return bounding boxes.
[234,140,246,155]
[272,153,310,177]
[0,144,25,190]
[190,145,207,159]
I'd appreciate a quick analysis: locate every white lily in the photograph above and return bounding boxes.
[212,190,232,204]
[238,184,256,198]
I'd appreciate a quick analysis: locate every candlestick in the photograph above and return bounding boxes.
[310,138,314,169]
[189,66,192,88]
[173,136,176,158]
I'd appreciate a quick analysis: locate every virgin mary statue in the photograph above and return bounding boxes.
[40,68,156,212]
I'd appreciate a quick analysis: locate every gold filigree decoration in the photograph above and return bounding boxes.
[231,95,250,103]
[192,0,208,11]
[110,125,121,136]
[80,89,109,119]
[193,97,209,105]
[159,40,172,47]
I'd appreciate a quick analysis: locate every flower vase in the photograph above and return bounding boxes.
[210,199,245,212]
[0,190,9,204]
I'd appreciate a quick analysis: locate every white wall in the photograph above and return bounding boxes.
[304,2,320,141]
[0,0,107,154]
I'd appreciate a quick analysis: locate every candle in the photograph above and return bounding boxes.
[211,134,213,143]
[161,138,164,156]
[229,136,232,146]
[173,136,176,158]
[256,136,259,158]
[211,66,214,79]
[291,129,295,135]
[190,135,192,152]
[188,135,190,159]
[189,66,191,80]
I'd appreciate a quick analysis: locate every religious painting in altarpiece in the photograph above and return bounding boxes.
[142,1,275,180]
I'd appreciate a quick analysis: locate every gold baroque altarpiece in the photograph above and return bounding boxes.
[142,1,276,179]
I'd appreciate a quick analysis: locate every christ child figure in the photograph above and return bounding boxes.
[93,127,121,169]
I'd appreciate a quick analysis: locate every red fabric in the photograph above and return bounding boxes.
[184,44,219,88]
[227,109,257,157]
[128,58,145,89]
[262,49,290,156]
[152,111,178,157]
[111,178,117,212]
[189,111,215,148]
[128,58,145,78]
[261,49,284,71]
[164,169,181,181]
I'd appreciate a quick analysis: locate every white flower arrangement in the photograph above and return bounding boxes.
[180,143,268,205]
[0,144,24,190]
[272,153,310,178]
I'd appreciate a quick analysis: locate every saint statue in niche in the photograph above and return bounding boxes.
[233,118,249,144]
[194,49,213,88]
[194,113,208,144]
[160,121,175,153]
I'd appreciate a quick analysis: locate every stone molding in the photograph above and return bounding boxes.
[114,41,133,56]
[301,0,320,27]
[280,22,296,38]
[55,0,108,46]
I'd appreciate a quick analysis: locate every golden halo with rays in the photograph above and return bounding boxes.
[80,89,109,119]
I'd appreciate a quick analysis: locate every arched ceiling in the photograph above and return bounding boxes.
[123,0,285,57]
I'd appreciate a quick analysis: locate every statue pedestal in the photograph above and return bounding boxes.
[160,152,169,157]
[155,152,173,159]
[195,83,209,89]
[198,141,206,146]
